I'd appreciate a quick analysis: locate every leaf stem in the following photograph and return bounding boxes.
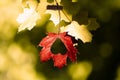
[54,0,72,34]
[58,9,61,34]
[54,0,59,5]
[54,0,61,34]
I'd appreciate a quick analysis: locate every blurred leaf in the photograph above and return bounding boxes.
[87,18,100,30]
[61,0,81,15]
[61,21,92,43]
[17,7,40,32]
[46,21,58,33]
[22,0,38,8]
[73,11,88,25]
[37,0,49,15]
[17,1,40,32]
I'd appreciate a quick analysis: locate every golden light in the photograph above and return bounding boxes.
[68,61,92,80]
[0,0,46,80]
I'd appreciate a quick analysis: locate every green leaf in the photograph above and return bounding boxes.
[87,18,100,30]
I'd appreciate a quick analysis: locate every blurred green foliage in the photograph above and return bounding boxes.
[0,0,120,80]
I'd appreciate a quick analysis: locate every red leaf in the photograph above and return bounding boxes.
[53,53,67,68]
[59,33,77,62]
[39,32,78,68]
[39,33,57,47]
[40,47,53,62]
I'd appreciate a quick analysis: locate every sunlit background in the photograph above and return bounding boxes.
[0,0,120,80]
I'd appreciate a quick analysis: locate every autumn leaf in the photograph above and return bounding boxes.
[61,21,92,43]
[16,1,40,32]
[39,32,78,68]
[53,53,67,68]
[44,0,72,25]
[34,0,71,26]
[40,47,53,62]
[46,10,72,25]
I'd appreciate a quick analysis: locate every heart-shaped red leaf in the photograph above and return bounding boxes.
[39,32,78,68]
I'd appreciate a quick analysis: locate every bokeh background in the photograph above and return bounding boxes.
[0,0,120,80]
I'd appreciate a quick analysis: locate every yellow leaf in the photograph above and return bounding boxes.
[16,7,40,32]
[38,0,71,25]
[61,21,92,43]
[46,10,72,25]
